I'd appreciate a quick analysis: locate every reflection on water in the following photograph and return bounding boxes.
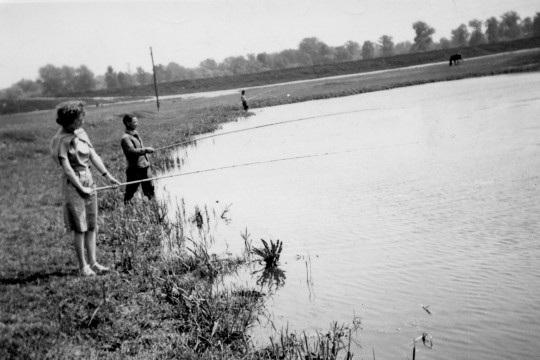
[158,73,540,360]
[253,264,287,290]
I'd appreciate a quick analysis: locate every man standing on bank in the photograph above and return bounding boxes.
[121,114,155,203]
[241,90,249,111]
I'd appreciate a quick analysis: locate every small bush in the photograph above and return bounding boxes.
[251,239,283,268]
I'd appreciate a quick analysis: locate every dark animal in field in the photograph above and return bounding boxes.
[449,53,463,66]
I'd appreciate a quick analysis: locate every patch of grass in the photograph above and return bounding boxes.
[0,129,37,143]
[251,239,283,269]
[255,318,362,360]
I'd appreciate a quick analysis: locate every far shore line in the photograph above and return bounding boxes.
[4,46,538,116]
[64,47,540,104]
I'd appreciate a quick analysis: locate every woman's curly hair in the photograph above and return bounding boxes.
[56,100,86,127]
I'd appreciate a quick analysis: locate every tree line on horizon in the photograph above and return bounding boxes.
[2,10,539,99]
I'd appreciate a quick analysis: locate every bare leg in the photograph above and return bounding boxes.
[73,231,87,269]
[84,230,97,266]
[85,230,109,272]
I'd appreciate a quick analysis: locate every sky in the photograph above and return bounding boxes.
[0,0,538,89]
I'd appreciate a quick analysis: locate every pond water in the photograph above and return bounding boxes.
[158,73,540,359]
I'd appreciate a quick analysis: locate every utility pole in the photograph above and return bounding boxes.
[150,46,160,111]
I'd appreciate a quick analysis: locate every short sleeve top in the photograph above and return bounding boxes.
[50,128,94,172]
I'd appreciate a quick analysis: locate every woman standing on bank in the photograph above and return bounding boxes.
[50,101,120,276]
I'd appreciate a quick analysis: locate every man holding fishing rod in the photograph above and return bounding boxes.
[121,114,155,203]
[241,90,249,111]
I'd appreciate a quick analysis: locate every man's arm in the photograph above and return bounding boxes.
[121,136,148,155]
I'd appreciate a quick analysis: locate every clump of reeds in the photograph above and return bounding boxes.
[251,239,283,268]
[259,318,362,360]
[219,203,232,224]
[194,207,204,229]
[185,238,219,279]
[154,266,264,354]
[241,228,252,259]
[101,196,183,275]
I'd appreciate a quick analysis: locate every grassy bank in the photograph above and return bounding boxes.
[0,101,360,359]
[1,50,540,359]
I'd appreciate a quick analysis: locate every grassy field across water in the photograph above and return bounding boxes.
[2,36,540,115]
[1,48,540,359]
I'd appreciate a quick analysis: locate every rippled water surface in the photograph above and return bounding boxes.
[158,73,540,359]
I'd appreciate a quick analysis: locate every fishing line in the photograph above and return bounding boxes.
[95,141,418,191]
[245,86,280,101]
[246,94,261,101]
[154,107,381,151]
[246,91,267,101]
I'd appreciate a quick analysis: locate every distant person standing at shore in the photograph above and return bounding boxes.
[241,90,249,111]
[121,114,155,203]
[49,100,120,276]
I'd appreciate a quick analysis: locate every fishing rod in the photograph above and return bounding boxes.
[246,87,276,101]
[246,91,270,101]
[153,107,380,151]
[95,141,418,192]
[246,93,262,101]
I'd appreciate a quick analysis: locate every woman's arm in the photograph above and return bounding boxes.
[89,148,121,185]
[60,157,93,195]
